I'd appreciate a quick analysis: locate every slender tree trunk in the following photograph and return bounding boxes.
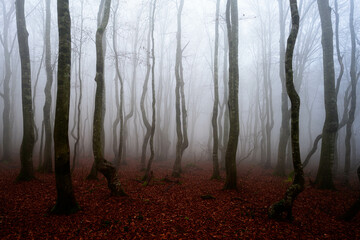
[140,2,152,170]
[172,0,185,178]
[274,0,289,176]
[143,0,157,181]
[344,0,357,185]
[42,0,54,173]
[269,0,304,220]
[92,0,126,196]
[223,0,239,190]
[211,0,221,180]
[51,0,79,214]
[0,0,15,163]
[315,0,339,189]
[16,0,35,181]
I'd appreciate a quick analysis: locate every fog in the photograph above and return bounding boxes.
[1,0,360,174]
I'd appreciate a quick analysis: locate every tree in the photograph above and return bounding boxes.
[172,0,188,178]
[268,0,304,220]
[143,0,157,181]
[51,0,80,214]
[41,0,54,173]
[211,0,221,180]
[344,0,358,185]
[92,0,126,196]
[223,0,239,190]
[315,0,339,189]
[0,0,15,163]
[15,0,35,181]
[274,0,289,176]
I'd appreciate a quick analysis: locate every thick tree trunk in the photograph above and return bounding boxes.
[223,0,239,190]
[92,0,126,196]
[16,0,35,181]
[269,0,304,220]
[211,0,221,180]
[315,0,339,189]
[51,0,79,215]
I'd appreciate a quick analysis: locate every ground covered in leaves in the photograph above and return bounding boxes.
[0,161,359,239]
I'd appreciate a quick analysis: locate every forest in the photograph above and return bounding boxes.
[0,0,360,238]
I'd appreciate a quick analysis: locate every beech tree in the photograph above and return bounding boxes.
[315,0,339,189]
[223,0,239,190]
[15,0,35,181]
[269,0,304,220]
[52,0,79,214]
[92,0,126,196]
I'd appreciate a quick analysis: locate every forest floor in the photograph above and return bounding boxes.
[0,160,359,239]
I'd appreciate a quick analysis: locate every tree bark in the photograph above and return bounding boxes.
[211,0,221,180]
[269,0,304,220]
[51,0,79,214]
[223,0,239,190]
[92,0,126,196]
[315,0,339,190]
[16,0,35,181]
[172,0,185,178]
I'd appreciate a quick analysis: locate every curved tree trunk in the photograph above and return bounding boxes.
[223,0,239,190]
[42,0,54,173]
[315,0,339,189]
[269,0,304,220]
[16,0,35,181]
[211,0,221,180]
[92,0,126,196]
[143,0,157,181]
[51,0,79,214]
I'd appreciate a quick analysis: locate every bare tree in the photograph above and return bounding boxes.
[223,0,239,190]
[16,0,35,181]
[52,0,79,214]
[211,0,221,180]
[92,0,126,196]
[269,0,304,220]
[315,0,339,189]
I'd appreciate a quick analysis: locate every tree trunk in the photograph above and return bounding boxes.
[172,0,185,178]
[315,0,339,190]
[0,1,15,163]
[211,0,221,180]
[92,0,126,196]
[16,0,35,181]
[269,0,304,220]
[140,2,152,170]
[42,0,54,173]
[344,0,357,185]
[223,0,239,190]
[143,0,157,181]
[274,0,290,176]
[51,0,79,214]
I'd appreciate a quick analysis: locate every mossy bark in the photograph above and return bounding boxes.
[269,0,304,220]
[16,0,35,181]
[51,0,79,215]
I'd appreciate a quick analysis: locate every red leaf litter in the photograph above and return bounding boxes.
[0,161,359,239]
